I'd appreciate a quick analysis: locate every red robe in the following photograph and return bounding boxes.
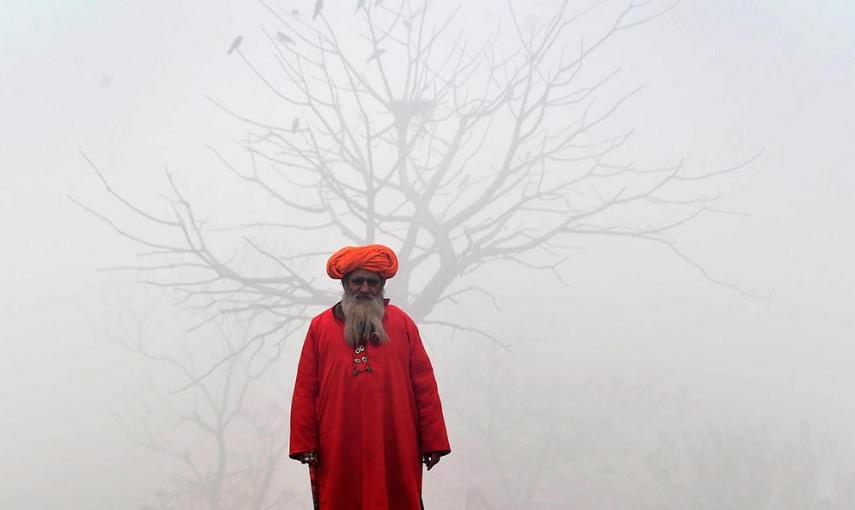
[289,302,451,510]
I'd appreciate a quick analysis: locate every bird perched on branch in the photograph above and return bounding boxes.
[276,31,295,44]
[292,118,300,133]
[366,48,386,62]
[313,0,324,20]
[227,36,243,55]
[388,98,435,133]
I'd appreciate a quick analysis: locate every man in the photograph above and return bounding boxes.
[290,244,451,509]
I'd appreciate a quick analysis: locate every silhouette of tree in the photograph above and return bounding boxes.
[99,298,296,509]
[644,424,852,509]
[77,0,751,360]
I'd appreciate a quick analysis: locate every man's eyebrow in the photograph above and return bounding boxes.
[351,277,381,283]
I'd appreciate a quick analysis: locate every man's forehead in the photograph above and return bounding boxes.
[346,269,382,280]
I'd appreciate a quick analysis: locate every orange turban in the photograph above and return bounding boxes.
[326,244,399,280]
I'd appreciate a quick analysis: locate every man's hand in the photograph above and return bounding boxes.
[299,451,318,465]
[422,452,441,471]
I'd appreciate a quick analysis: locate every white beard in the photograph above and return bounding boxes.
[340,290,388,347]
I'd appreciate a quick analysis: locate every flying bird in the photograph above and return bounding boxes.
[276,31,295,44]
[292,117,300,133]
[313,0,324,20]
[366,48,386,62]
[227,35,243,55]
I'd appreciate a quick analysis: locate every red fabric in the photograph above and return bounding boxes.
[326,244,399,280]
[290,304,450,510]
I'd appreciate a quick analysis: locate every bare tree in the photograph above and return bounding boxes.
[96,297,297,509]
[446,344,667,509]
[77,0,752,355]
[643,424,851,509]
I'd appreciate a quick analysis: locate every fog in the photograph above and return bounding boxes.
[2,0,854,508]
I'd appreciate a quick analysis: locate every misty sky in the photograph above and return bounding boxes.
[2,1,854,508]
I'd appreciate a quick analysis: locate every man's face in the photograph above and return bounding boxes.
[343,269,384,300]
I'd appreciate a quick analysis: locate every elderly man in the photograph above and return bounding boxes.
[289,244,451,509]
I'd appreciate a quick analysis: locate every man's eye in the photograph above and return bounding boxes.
[351,278,379,286]
[351,278,380,287]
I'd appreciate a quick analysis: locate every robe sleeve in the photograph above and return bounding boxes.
[289,322,320,459]
[407,318,451,456]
